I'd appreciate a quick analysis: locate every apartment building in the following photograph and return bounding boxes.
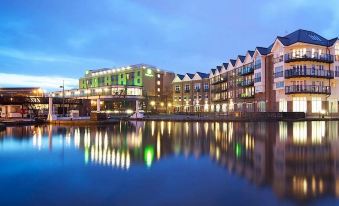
[209,29,339,116]
[51,64,175,113]
[172,72,210,112]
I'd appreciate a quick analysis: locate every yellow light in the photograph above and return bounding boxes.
[160,102,164,107]
[126,109,133,114]
[150,101,155,106]
[168,103,172,107]
[320,110,326,114]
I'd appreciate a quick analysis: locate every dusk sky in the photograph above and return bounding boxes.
[1,0,339,90]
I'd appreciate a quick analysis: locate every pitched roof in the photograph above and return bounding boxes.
[216,66,222,72]
[256,47,270,55]
[238,55,246,62]
[222,63,229,68]
[196,72,209,79]
[176,74,184,80]
[247,50,254,57]
[186,73,194,79]
[210,68,216,75]
[230,59,236,66]
[277,29,337,47]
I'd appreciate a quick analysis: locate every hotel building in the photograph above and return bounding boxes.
[172,72,210,112]
[51,64,175,113]
[207,29,339,116]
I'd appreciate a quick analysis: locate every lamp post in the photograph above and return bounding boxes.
[60,80,65,117]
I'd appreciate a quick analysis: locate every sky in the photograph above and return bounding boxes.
[0,0,339,90]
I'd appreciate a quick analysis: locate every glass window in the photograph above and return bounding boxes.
[279,99,287,112]
[311,97,322,113]
[194,83,201,90]
[275,81,284,89]
[185,84,190,91]
[293,97,307,112]
[204,83,209,90]
[329,99,338,113]
[175,85,180,91]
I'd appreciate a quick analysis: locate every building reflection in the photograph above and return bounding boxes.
[1,120,339,201]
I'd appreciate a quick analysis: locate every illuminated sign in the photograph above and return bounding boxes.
[145,68,154,77]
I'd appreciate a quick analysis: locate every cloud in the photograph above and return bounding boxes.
[0,73,78,91]
[0,47,115,64]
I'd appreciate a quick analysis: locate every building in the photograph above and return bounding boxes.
[0,87,44,118]
[51,64,175,113]
[172,72,210,112]
[208,29,339,116]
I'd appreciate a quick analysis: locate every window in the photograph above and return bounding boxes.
[157,81,161,85]
[194,83,201,90]
[121,74,124,78]
[257,101,266,112]
[254,72,261,83]
[329,99,338,113]
[137,71,141,76]
[312,97,322,113]
[175,85,180,91]
[254,58,261,69]
[279,99,287,112]
[185,84,190,91]
[293,97,307,112]
[274,66,283,78]
[276,81,284,89]
[157,88,160,92]
[336,66,339,77]
[137,79,140,84]
[204,83,209,91]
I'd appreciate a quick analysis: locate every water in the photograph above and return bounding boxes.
[0,121,339,206]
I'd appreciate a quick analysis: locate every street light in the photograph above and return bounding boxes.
[60,80,65,117]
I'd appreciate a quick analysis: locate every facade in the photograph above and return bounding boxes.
[0,87,44,118]
[208,29,339,116]
[172,72,210,112]
[51,64,175,113]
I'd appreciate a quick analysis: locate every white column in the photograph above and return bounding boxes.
[47,97,56,121]
[136,100,139,114]
[97,98,101,112]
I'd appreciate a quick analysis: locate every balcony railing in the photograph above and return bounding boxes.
[285,85,331,94]
[285,68,334,79]
[175,90,181,93]
[238,67,254,76]
[239,93,254,99]
[184,90,190,93]
[194,88,201,92]
[238,79,254,87]
[284,52,334,63]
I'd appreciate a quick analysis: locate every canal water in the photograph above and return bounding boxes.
[0,121,339,206]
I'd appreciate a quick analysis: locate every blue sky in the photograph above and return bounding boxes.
[0,0,339,90]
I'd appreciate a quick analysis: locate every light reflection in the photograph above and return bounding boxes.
[4,120,339,201]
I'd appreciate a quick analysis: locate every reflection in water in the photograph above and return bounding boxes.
[1,121,339,201]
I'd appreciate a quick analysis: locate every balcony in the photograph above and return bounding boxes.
[194,88,201,92]
[175,90,181,93]
[238,79,254,87]
[285,85,331,95]
[284,52,334,63]
[184,89,190,93]
[238,67,254,76]
[239,93,254,99]
[285,68,334,79]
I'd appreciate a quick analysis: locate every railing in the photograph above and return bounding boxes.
[274,71,284,78]
[285,85,331,94]
[284,52,334,63]
[194,89,201,92]
[284,68,334,79]
[175,90,181,93]
[184,90,190,93]
[239,93,254,99]
[238,79,254,87]
[238,67,254,76]
[203,89,209,92]
[254,77,261,83]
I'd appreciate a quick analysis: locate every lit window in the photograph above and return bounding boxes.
[157,74,161,78]
[279,99,287,112]
[312,97,322,113]
[157,81,161,85]
[157,88,160,92]
[293,97,307,112]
